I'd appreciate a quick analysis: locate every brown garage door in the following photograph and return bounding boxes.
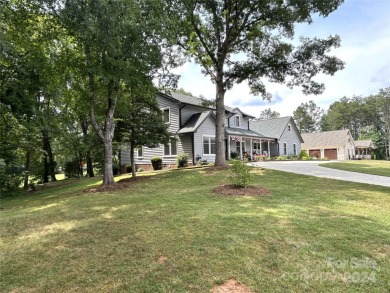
[324,148,337,160]
[309,149,321,158]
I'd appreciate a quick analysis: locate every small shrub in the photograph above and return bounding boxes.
[298,150,310,160]
[126,164,132,173]
[230,152,239,160]
[112,163,119,175]
[321,157,329,161]
[230,160,252,188]
[197,159,208,166]
[176,153,189,168]
[151,157,162,170]
[276,156,288,161]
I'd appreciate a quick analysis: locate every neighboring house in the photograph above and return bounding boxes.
[301,129,355,160]
[249,116,304,157]
[354,140,376,159]
[120,92,303,171]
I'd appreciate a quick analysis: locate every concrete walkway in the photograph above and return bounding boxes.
[249,161,390,187]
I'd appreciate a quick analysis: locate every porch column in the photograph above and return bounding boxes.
[267,141,270,158]
[227,136,231,159]
[250,138,253,158]
[240,137,243,160]
[260,139,262,155]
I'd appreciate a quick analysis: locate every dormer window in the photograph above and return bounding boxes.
[234,116,240,127]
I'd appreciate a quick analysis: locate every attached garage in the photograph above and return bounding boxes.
[309,149,321,158]
[324,148,337,160]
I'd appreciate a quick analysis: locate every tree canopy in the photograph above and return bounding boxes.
[168,0,345,165]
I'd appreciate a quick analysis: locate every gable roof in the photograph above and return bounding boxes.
[225,127,275,139]
[354,140,376,149]
[177,111,215,134]
[250,116,303,141]
[301,129,354,149]
[225,106,255,118]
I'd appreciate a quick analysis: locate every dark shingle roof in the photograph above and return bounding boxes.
[249,116,293,140]
[177,111,215,134]
[170,92,206,107]
[225,127,274,139]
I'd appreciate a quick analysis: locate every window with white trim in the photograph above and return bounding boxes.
[293,143,297,156]
[234,116,240,127]
[203,136,216,155]
[164,138,177,156]
[283,142,287,155]
[253,142,261,154]
[137,147,143,158]
[162,108,170,124]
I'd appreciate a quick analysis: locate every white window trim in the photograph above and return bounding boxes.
[137,147,143,158]
[203,135,216,155]
[161,107,170,124]
[163,137,177,157]
[283,142,288,156]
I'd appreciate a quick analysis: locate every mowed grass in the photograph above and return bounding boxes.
[320,160,390,177]
[1,168,389,292]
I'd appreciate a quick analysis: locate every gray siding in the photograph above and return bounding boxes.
[194,115,216,163]
[227,110,250,130]
[181,105,210,126]
[278,118,302,156]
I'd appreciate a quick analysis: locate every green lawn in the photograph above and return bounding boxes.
[1,168,389,292]
[320,160,390,177]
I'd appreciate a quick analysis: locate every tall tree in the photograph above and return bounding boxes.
[293,100,324,133]
[169,0,345,166]
[58,0,171,185]
[258,108,280,120]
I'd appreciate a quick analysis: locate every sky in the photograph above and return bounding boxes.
[173,0,390,118]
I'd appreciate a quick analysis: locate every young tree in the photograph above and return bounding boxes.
[168,0,345,166]
[258,108,280,120]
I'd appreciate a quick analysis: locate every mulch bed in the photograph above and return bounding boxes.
[84,176,152,193]
[213,184,272,196]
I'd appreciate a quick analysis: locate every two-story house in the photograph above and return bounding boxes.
[120,91,303,171]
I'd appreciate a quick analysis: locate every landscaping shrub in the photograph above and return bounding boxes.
[176,153,189,168]
[151,157,162,170]
[197,159,208,166]
[112,163,119,175]
[230,160,252,188]
[298,150,310,160]
[230,152,239,160]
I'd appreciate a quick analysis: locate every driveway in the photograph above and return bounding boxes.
[249,161,390,187]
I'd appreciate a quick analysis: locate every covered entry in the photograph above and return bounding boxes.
[324,148,337,160]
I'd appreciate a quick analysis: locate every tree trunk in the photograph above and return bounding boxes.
[103,138,115,185]
[130,143,136,179]
[42,130,57,183]
[23,150,31,189]
[214,79,228,166]
[86,151,94,177]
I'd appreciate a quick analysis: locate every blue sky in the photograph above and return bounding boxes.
[173,0,390,117]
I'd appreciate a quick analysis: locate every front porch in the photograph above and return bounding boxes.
[225,128,277,160]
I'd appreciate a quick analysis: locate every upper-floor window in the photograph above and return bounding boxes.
[137,147,143,158]
[203,136,216,155]
[283,142,287,155]
[164,137,177,156]
[288,124,291,132]
[234,116,240,127]
[162,108,170,124]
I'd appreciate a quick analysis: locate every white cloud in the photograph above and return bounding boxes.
[174,0,390,118]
